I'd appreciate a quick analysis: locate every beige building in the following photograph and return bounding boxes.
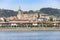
[17,7,38,22]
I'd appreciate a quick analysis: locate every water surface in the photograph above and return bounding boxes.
[0,30,60,40]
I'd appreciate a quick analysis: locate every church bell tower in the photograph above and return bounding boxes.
[17,6,23,20]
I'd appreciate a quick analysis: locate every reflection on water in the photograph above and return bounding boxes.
[0,30,60,40]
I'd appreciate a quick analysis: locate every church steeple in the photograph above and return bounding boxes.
[18,6,23,14]
[17,6,23,19]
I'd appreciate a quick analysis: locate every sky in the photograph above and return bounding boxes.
[0,0,60,11]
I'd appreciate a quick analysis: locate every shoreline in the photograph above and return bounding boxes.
[0,27,60,31]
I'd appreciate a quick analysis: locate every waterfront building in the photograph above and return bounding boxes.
[38,13,50,21]
[17,7,38,22]
[0,7,59,27]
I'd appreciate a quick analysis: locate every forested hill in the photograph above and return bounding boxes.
[0,9,17,17]
[0,8,60,17]
[40,8,60,17]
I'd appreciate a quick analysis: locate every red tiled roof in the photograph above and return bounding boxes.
[0,21,60,24]
[0,22,7,24]
[0,20,37,24]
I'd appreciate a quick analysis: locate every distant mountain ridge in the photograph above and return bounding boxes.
[0,9,17,17]
[40,8,60,17]
[0,8,60,17]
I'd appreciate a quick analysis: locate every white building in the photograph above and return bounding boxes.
[38,14,50,21]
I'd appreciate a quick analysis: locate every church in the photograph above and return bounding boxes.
[5,7,39,24]
[17,7,38,22]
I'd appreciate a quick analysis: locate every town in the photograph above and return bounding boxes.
[0,7,60,28]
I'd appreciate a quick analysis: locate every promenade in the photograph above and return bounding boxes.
[0,27,60,31]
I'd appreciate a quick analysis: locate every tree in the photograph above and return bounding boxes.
[28,10,34,13]
[49,16,53,21]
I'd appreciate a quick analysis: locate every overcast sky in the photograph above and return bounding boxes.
[0,0,60,11]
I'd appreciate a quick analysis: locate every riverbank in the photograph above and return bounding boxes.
[0,27,60,31]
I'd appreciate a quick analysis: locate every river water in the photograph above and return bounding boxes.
[0,30,60,40]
